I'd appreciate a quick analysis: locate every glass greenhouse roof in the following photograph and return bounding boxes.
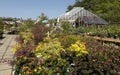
[58,7,108,25]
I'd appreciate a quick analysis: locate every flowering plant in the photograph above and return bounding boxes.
[69,41,88,56]
[35,38,64,61]
[12,44,21,53]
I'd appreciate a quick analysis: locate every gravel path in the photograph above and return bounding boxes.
[0,34,17,75]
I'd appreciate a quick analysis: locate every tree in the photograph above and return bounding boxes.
[19,18,34,32]
[61,21,71,33]
[36,13,48,24]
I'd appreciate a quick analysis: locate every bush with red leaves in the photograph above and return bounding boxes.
[15,45,36,58]
[31,25,50,45]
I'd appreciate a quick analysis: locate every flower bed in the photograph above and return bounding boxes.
[13,25,120,75]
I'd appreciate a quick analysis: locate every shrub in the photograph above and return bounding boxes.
[83,38,120,74]
[59,35,81,48]
[31,25,50,45]
[69,41,88,56]
[61,21,71,33]
[19,31,34,45]
[14,56,42,75]
[15,35,23,44]
[35,37,89,74]
[0,29,3,34]
[13,33,120,75]
[14,45,38,75]
[15,45,36,58]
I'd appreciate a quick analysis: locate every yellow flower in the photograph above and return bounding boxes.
[76,54,82,57]
[38,67,41,70]
[69,41,88,57]
[93,60,96,62]
[43,37,51,42]
[34,69,37,72]
[81,51,88,54]
[12,44,21,53]
[26,71,30,74]
[70,44,80,51]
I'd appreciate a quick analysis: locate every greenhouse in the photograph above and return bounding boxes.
[58,7,108,27]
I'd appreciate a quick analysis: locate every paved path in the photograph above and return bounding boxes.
[0,34,17,75]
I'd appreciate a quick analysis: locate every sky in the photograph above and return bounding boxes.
[0,0,75,20]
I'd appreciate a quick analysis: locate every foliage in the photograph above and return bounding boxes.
[15,45,36,58]
[31,25,50,45]
[61,38,120,74]
[15,56,42,75]
[59,35,81,48]
[0,18,4,35]
[35,38,70,74]
[0,28,3,35]
[14,45,40,75]
[19,18,34,32]
[69,41,88,56]
[61,21,71,33]
[18,24,50,45]
[84,38,120,74]
[34,37,88,74]
[36,13,48,24]
[48,18,57,25]
[15,35,23,44]
[35,38,64,60]
[76,25,120,39]
[14,35,89,75]
[19,31,34,45]
[12,44,22,53]
[13,24,120,75]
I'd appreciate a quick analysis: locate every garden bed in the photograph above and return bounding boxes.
[12,24,120,75]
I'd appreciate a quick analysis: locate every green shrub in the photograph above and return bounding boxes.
[76,25,120,39]
[61,21,71,32]
[59,35,81,48]
[0,28,3,34]
[19,31,34,45]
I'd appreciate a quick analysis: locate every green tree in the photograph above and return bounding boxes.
[19,18,34,32]
[61,21,71,33]
[48,18,57,26]
[37,13,48,24]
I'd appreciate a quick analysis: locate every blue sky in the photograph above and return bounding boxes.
[0,0,75,20]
